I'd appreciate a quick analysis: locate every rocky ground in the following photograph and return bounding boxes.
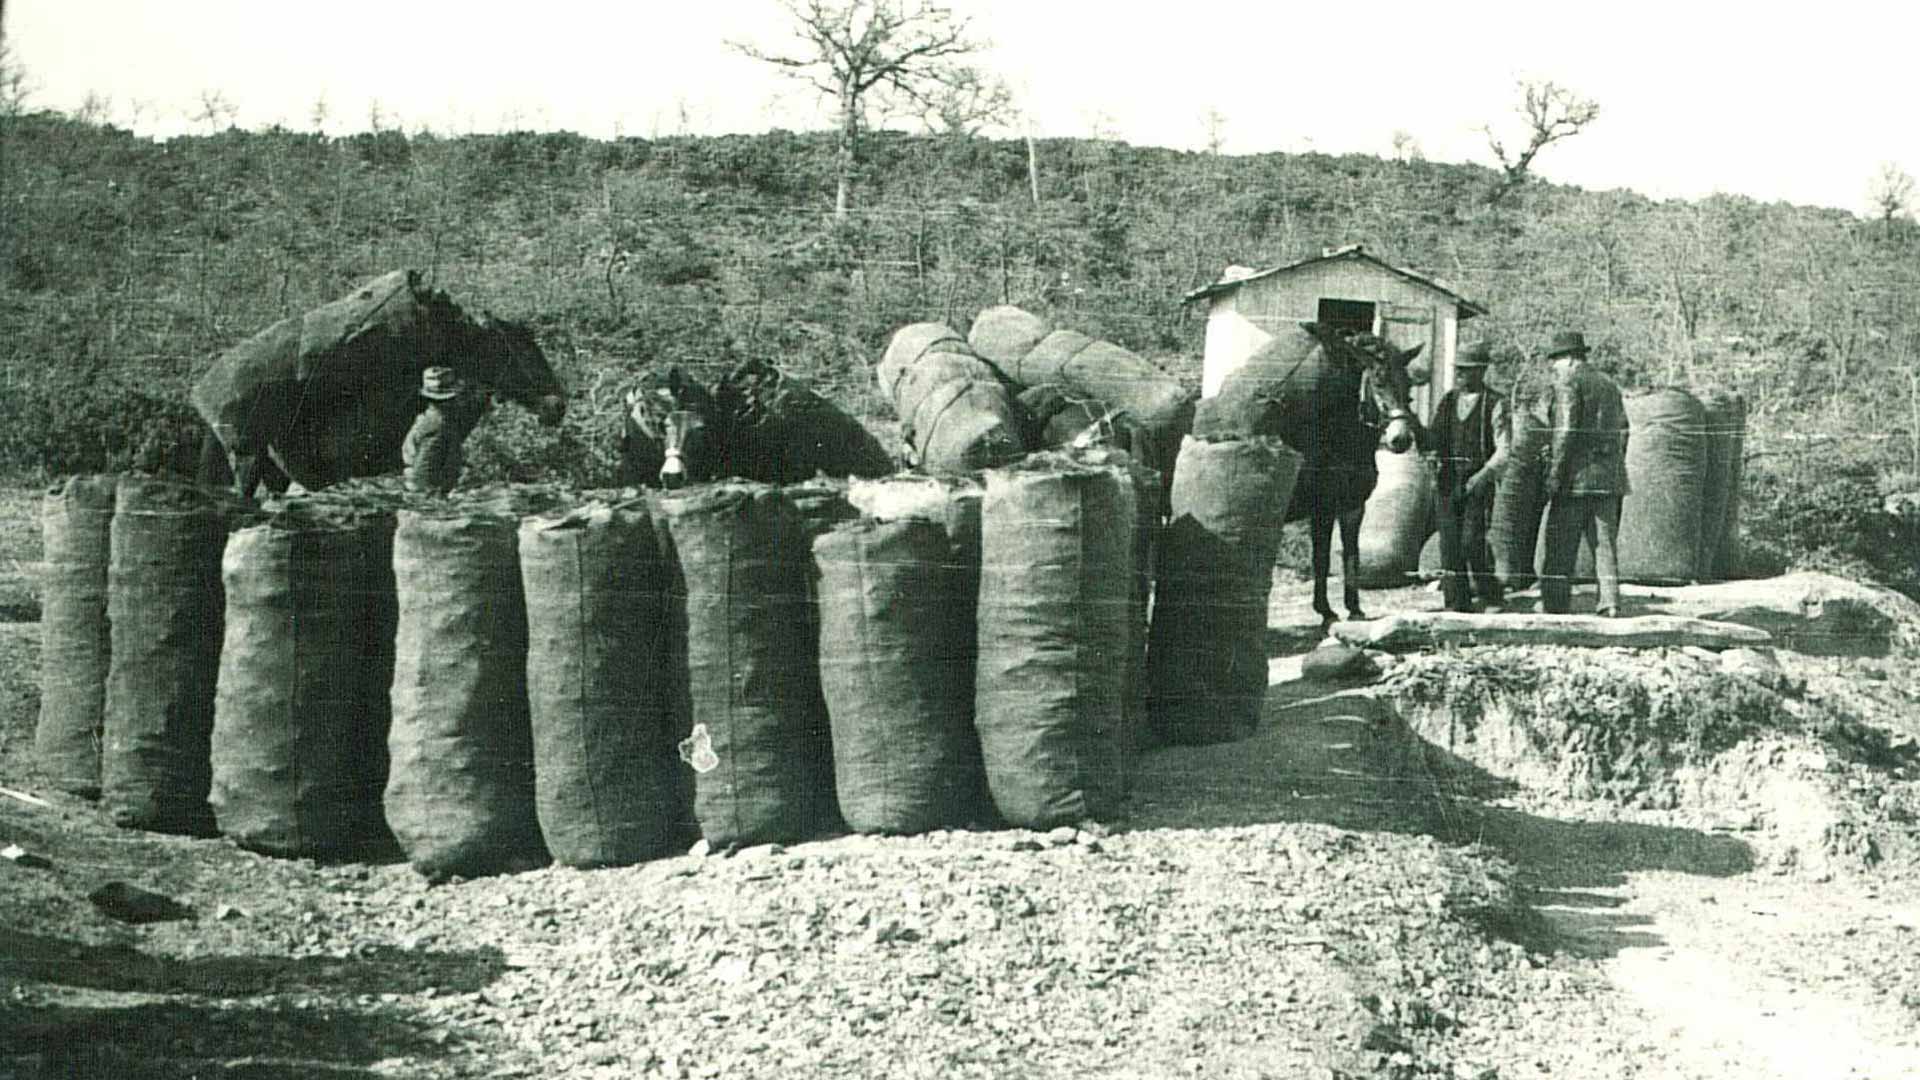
[2,486,1918,1079]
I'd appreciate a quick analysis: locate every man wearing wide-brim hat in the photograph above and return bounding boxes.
[403,366,488,493]
[1429,342,1511,612]
[1537,331,1630,616]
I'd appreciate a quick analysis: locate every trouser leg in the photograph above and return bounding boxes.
[1437,493,1472,612]
[1590,495,1623,612]
[1538,495,1586,614]
[1465,490,1501,604]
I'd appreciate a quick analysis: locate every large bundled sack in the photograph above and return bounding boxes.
[1616,389,1708,584]
[877,323,1026,474]
[1148,437,1300,745]
[1351,449,1435,587]
[975,456,1135,828]
[1696,390,1747,581]
[519,503,684,868]
[814,518,985,834]
[661,484,836,847]
[103,478,233,834]
[970,306,1196,470]
[1489,402,1551,592]
[715,359,896,484]
[210,506,396,857]
[385,511,546,880]
[36,474,120,798]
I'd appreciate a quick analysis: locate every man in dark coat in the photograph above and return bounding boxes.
[1430,342,1511,612]
[402,367,487,493]
[1537,331,1630,616]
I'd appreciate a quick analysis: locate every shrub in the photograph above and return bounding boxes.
[0,374,203,482]
[1742,454,1918,599]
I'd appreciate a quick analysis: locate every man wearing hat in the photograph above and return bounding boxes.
[1429,342,1512,612]
[402,366,488,493]
[1537,331,1630,616]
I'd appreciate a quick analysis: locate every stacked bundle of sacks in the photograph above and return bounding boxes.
[878,307,1196,483]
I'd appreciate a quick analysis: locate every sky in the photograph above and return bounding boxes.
[7,0,1918,215]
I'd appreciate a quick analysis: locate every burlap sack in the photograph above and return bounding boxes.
[1147,437,1300,745]
[519,504,683,868]
[1489,405,1550,592]
[975,456,1134,828]
[877,322,1026,474]
[35,474,119,798]
[102,478,231,834]
[1353,450,1435,587]
[210,508,395,857]
[1696,390,1747,581]
[385,511,546,880]
[1616,389,1708,584]
[814,519,984,834]
[660,484,836,847]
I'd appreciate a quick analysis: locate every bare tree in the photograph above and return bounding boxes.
[1867,161,1915,222]
[1390,128,1423,163]
[918,66,1014,136]
[1482,80,1599,205]
[0,37,34,118]
[309,91,331,132]
[1201,107,1228,155]
[732,0,995,218]
[192,88,238,133]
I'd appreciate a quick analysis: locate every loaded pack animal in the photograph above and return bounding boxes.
[1193,321,1424,623]
[620,359,896,489]
[194,269,567,500]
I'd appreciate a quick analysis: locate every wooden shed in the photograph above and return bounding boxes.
[1183,244,1488,422]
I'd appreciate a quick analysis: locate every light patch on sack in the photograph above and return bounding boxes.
[678,724,718,774]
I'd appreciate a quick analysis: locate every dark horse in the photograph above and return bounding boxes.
[621,359,897,489]
[193,269,567,500]
[619,366,718,489]
[1194,321,1424,623]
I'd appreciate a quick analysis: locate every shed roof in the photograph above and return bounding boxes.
[1182,244,1488,319]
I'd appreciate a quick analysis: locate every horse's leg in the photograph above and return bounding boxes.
[1337,504,1368,621]
[195,427,234,491]
[1309,512,1337,624]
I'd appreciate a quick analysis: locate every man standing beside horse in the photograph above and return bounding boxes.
[1429,342,1511,613]
[1536,330,1630,617]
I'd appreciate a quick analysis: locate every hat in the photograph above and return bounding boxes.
[1456,343,1495,368]
[1545,331,1589,360]
[420,366,465,400]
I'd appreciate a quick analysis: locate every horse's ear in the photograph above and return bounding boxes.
[1397,344,1424,364]
[666,366,687,395]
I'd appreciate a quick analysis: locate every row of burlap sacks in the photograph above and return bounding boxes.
[36,448,1296,880]
[1342,387,1748,589]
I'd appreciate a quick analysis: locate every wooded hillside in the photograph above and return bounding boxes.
[2,112,1915,589]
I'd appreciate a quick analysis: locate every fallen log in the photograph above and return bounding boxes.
[1328,611,1772,653]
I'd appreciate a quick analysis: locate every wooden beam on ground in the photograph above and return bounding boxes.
[1327,611,1773,653]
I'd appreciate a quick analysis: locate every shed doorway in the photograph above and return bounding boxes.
[1316,298,1376,336]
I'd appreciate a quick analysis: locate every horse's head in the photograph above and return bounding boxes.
[1315,325,1422,454]
[623,366,716,489]
[474,312,567,427]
